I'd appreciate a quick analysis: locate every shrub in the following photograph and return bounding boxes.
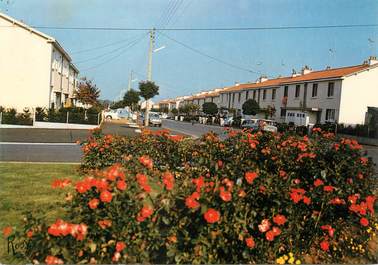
[4,129,378,264]
[0,108,33,125]
[202,102,218,116]
[242,99,260,116]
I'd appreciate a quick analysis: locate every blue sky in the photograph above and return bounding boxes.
[1,0,377,102]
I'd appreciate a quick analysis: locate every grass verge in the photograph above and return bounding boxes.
[0,163,81,264]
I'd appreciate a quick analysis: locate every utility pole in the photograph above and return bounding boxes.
[144,28,155,126]
[127,70,133,91]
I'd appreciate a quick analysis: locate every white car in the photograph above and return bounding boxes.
[103,108,131,120]
[259,119,278,133]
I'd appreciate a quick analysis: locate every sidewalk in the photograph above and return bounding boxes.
[0,128,91,143]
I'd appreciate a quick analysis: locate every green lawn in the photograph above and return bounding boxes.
[0,163,81,264]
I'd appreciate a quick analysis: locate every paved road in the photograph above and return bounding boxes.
[0,142,82,163]
[162,119,229,139]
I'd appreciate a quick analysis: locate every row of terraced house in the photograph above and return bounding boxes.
[0,12,80,112]
[158,57,378,125]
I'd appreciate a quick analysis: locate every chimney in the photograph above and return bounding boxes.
[235,82,240,86]
[325,66,331,70]
[259,75,268,82]
[291,69,300,77]
[368,56,378,66]
[301,65,312,75]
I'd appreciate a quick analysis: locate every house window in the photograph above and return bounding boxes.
[232,93,235,104]
[246,90,249,100]
[238,92,241,103]
[325,109,336,121]
[328,82,334,97]
[272,89,276,100]
[295,85,300,98]
[263,90,267,100]
[280,108,286,117]
[284,86,288,97]
[312,83,318,97]
[253,90,256,100]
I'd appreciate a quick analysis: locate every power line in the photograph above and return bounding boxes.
[5,23,378,31]
[80,33,148,72]
[71,35,140,54]
[157,31,261,75]
[74,33,147,64]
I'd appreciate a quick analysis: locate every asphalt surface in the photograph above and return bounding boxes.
[162,119,230,139]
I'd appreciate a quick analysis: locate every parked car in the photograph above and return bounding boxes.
[140,112,162,127]
[259,119,278,133]
[223,116,234,127]
[103,108,131,120]
[241,119,259,130]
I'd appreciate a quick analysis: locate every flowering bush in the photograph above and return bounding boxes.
[4,129,378,264]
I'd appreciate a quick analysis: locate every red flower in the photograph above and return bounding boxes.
[95,178,109,191]
[219,190,232,202]
[314,179,324,187]
[137,205,154,222]
[323,186,335,192]
[162,172,175,191]
[139,155,153,169]
[185,196,200,209]
[272,226,281,236]
[112,252,121,263]
[204,208,220,224]
[98,219,112,229]
[217,160,223,168]
[75,181,91,194]
[192,176,205,192]
[360,217,369,227]
[329,197,345,205]
[245,172,258,184]
[265,230,275,241]
[245,237,255,248]
[100,190,113,203]
[26,230,33,238]
[88,198,100,209]
[273,214,287,226]
[116,242,126,252]
[290,191,303,204]
[303,196,311,205]
[51,178,71,189]
[2,226,12,238]
[321,225,335,237]
[45,255,64,265]
[320,240,329,251]
[279,170,287,178]
[366,195,376,215]
[116,180,127,191]
[258,219,271,233]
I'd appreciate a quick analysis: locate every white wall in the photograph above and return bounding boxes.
[0,17,52,111]
[339,66,378,124]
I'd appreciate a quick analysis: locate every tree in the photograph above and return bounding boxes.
[171,108,178,116]
[138,81,159,126]
[202,102,218,116]
[75,78,100,108]
[123,89,140,111]
[242,99,260,116]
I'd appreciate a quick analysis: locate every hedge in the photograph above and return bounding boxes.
[2,128,377,264]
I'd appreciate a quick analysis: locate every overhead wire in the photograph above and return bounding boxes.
[70,35,141,54]
[80,32,148,72]
[5,23,377,31]
[74,33,147,64]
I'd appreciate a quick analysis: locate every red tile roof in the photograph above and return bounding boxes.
[282,64,370,84]
[220,64,371,93]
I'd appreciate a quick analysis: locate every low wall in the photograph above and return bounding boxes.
[338,134,378,146]
[33,122,99,130]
